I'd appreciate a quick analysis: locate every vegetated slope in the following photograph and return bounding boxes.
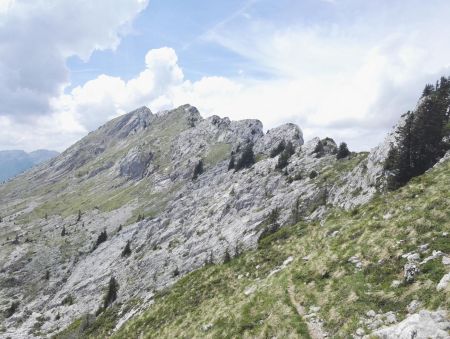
[0,149,58,182]
[67,155,450,339]
[0,104,382,338]
[2,78,450,338]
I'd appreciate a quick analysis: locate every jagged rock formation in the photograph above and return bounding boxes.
[0,103,441,338]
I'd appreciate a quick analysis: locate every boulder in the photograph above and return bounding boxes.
[370,310,450,339]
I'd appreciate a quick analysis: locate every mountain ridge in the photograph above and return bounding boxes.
[0,91,449,338]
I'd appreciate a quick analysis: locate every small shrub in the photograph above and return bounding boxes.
[76,210,82,223]
[309,170,318,179]
[5,301,19,318]
[61,226,66,237]
[62,295,74,306]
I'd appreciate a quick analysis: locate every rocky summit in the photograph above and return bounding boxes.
[0,97,449,338]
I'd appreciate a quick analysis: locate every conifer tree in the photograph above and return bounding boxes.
[192,159,204,180]
[121,240,132,257]
[103,277,119,309]
[235,143,255,171]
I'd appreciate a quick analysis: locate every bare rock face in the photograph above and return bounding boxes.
[0,103,400,337]
[370,310,450,339]
[119,147,154,179]
[254,123,304,155]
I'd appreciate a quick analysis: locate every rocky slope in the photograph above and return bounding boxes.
[0,149,59,182]
[0,102,447,338]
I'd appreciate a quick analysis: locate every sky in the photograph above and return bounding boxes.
[1,0,450,152]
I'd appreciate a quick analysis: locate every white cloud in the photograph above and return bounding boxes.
[0,0,148,119]
[2,1,450,152]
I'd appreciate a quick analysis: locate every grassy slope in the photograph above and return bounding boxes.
[57,157,450,338]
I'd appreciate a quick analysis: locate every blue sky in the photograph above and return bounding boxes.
[1,0,450,151]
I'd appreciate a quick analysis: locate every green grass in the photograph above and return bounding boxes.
[107,157,450,338]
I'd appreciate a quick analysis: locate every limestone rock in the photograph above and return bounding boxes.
[370,310,450,339]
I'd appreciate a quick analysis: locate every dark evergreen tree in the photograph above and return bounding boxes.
[235,143,255,171]
[386,77,450,189]
[103,277,118,309]
[336,142,350,159]
[313,141,324,157]
[93,229,107,250]
[61,226,66,237]
[228,155,235,171]
[172,267,180,277]
[223,248,231,263]
[422,83,435,97]
[276,150,290,170]
[76,210,82,223]
[192,159,204,180]
[121,240,132,257]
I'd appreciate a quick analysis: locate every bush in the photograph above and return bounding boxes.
[309,170,318,179]
[62,295,74,306]
[5,301,19,318]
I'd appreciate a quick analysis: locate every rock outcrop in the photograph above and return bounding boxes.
[0,104,411,337]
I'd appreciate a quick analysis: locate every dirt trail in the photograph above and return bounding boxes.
[287,282,328,339]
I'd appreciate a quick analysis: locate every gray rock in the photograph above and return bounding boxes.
[404,263,420,283]
[370,310,450,339]
[436,273,450,291]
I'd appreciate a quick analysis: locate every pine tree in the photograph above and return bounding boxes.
[228,155,235,171]
[223,248,231,263]
[93,229,107,250]
[61,226,66,237]
[336,142,350,159]
[121,240,132,257]
[276,150,290,170]
[103,277,119,309]
[386,77,450,190]
[192,159,204,180]
[235,143,255,171]
[313,141,324,157]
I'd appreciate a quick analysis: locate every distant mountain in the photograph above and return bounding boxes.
[0,149,59,182]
